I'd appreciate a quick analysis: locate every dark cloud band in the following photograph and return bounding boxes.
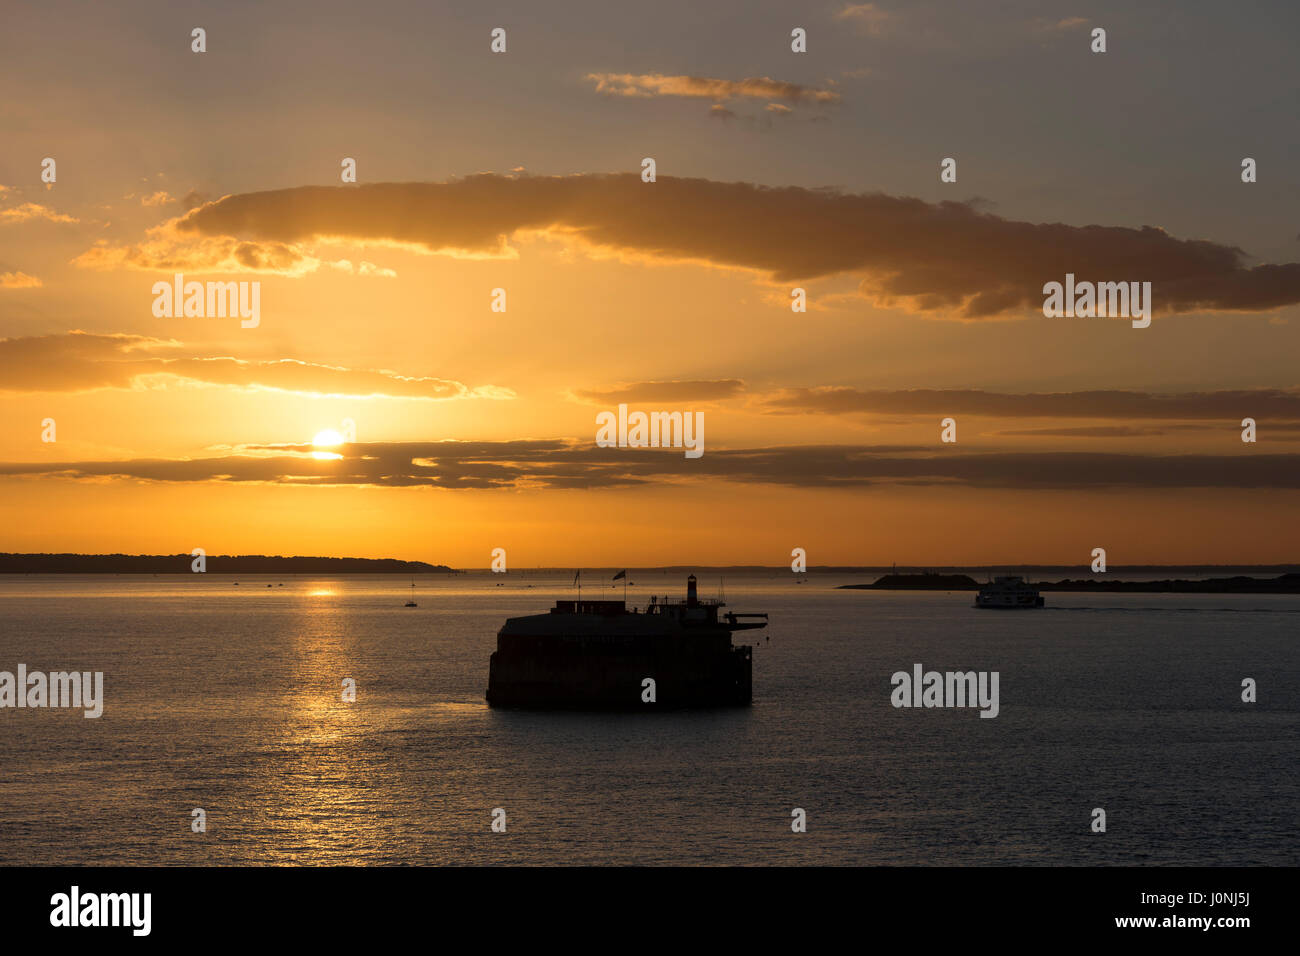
[2,441,1296,490]
[171,175,1300,317]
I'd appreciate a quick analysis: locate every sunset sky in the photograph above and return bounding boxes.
[3,0,1300,566]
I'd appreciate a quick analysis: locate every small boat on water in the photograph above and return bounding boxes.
[404,579,418,607]
[974,576,1044,609]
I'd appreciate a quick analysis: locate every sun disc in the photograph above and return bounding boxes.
[311,429,345,460]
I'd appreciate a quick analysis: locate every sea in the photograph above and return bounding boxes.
[0,570,1295,866]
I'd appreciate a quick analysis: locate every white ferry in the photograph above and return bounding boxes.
[974,576,1045,609]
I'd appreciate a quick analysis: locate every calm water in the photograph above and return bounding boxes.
[0,572,1296,865]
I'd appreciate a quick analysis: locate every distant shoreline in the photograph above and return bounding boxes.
[840,572,1300,594]
[4,555,1300,580]
[0,554,449,574]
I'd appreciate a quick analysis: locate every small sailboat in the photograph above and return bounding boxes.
[404,579,418,607]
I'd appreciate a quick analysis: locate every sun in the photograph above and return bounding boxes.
[311,429,344,461]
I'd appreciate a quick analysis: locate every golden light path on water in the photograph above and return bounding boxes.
[261,586,393,860]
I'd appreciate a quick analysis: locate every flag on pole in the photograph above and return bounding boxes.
[573,570,581,586]
[612,570,626,581]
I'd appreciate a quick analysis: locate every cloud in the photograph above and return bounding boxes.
[0,331,514,399]
[586,73,839,105]
[141,191,175,207]
[73,226,322,276]
[327,259,398,278]
[835,3,893,35]
[0,202,78,224]
[3,440,1299,491]
[181,189,211,209]
[1035,16,1089,32]
[995,422,1300,440]
[83,175,1300,317]
[572,380,746,404]
[0,271,42,289]
[995,426,1178,438]
[759,386,1300,419]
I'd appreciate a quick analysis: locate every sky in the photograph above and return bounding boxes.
[2,0,1300,567]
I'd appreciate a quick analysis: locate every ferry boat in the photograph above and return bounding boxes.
[486,575,766,709]
[974,576,1045,609]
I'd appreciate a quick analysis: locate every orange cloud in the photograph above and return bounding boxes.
[73,219,321,276]
[586,73,840,105]
[0,202,78,224]
[0,331,514,399]
[0,271,42,289]
[572,380,746,404]
[834,3,893,35]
